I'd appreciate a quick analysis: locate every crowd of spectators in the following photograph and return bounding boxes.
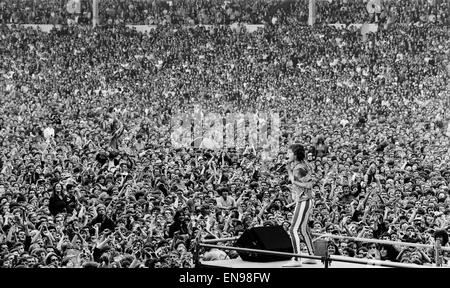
[98,0,308,26]
[0,0,449,268]
[0,0,308,25]
[316,0,450,26]
[0,0,91,25]
[0,0,449,26]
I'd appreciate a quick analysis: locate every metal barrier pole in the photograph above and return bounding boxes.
[324,247,330,268]
[201,237,239,244]
[193,230,202,268]
[199,233,450,267]
[201,234,450,252]
[324,253,329,268]
[435,240,442,267]
[194,240,200,268]
[328,255,432,268]
[313,233,450,252]
[199,243,430,268]
[200,244,323,262]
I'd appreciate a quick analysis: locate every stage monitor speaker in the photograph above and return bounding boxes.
[235,226,293,262]
[313,239,329,257]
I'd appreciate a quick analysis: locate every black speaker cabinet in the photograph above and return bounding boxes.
[235,226,293,262]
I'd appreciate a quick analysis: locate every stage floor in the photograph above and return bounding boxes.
[200,257,386,268]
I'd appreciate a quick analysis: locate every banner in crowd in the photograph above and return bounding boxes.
[6,24,61,33]
[126,24,265,34]
[66,0,81,14]
[329,23,378,39]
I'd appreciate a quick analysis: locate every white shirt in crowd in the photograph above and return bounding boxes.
[43,126,55,140]
[216,196,236,209]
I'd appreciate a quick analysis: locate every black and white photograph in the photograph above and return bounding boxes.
[0,0,449,277]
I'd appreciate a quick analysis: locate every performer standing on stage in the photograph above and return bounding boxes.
[283,143,316,267]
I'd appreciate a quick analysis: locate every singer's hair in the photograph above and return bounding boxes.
[289,143,306,162]
[434,230,449,246]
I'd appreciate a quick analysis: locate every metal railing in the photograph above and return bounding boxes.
[196,233,448,268]
[198,243,430,268]
[314,233,450,252]
[201,233,450,252]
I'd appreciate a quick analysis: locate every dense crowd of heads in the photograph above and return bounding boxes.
[0,1,450,268]
[1,0,449,26]
[316,0,450,25]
